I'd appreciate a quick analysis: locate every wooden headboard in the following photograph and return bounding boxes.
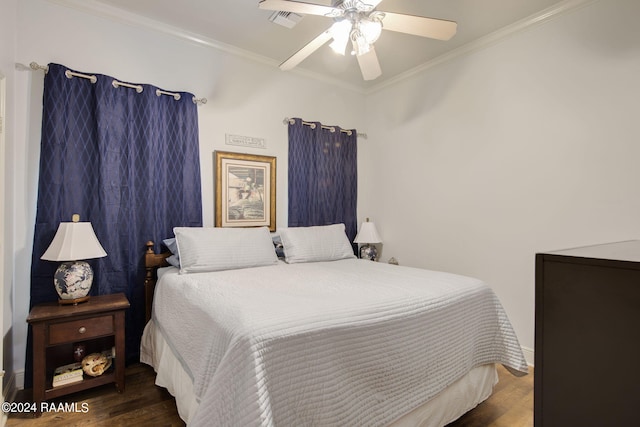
[144,241,170,323]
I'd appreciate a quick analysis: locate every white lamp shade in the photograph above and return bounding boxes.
[41,221,107,261]
[354,221,382,244]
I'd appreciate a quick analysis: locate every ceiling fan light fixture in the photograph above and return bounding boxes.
[348,13,382,56]
[359,14,382,44]
[259,0,457,81]
[350,27,371,56]
[329,19,352,55]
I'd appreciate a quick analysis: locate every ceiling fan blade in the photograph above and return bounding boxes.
[280,30,333,71]
[356,48,382,81]
[259,0,338,17]
[381,12,457,41]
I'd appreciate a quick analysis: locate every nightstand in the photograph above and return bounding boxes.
[27,293,130,414]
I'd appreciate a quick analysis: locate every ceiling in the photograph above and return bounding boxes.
[84,0,579,91]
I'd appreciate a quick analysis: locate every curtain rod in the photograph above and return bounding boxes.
[29,62,207,105]
[283,117,367,139]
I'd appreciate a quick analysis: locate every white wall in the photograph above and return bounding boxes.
[362,0,640,359]
[10,0,366,386]
[1,0,19,409]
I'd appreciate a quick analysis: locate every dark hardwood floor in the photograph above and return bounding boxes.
[7,364,184,427]
[7,363,532,426]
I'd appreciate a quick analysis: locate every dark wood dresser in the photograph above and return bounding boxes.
[534,240,640,426]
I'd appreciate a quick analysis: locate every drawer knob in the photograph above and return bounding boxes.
[78,326,87,334]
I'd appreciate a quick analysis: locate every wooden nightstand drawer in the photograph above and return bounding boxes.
[49,315,114,345]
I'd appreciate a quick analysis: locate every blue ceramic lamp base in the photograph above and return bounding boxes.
[54,260,94,305]
[359,244,378,261]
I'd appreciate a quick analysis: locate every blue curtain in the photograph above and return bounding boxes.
[288,118,358,241]
[27,63,202,386]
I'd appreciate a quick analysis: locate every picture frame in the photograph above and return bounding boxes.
[214,151,276,231]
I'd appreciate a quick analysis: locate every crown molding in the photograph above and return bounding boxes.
[47,0,597,96]
[46,0,274,67]
[366,0,599,94]
[46,0,366,94]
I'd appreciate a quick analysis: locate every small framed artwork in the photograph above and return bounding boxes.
[214,151,276,231]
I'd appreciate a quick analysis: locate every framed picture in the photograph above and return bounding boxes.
[214,151,276,231]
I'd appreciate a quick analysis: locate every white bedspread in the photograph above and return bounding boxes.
[150,259,527,427]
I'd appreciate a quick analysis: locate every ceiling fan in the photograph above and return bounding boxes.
[259,0,457,81]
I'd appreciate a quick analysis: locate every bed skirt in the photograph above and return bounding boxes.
[141,320,498,426]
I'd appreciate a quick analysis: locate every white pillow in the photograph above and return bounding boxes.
[174,226,278,273]
[279,224,356,264]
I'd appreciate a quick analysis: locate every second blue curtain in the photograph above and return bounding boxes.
[288,118,358,241]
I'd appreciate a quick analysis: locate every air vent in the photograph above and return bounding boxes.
[269,11,304,29]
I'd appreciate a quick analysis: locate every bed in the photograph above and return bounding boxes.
[140,224,528,426]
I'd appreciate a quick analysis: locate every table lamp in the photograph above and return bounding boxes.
[41,214,107,304]
[354,218,382,261]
